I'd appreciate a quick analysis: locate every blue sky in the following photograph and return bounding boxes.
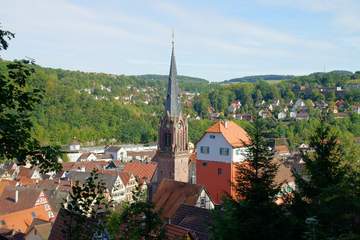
[1,0,360,82]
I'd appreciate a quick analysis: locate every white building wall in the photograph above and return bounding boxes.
[195,189,215,209]
[196,133,247,163]
[232,147,247,162]
[196,133,232,163]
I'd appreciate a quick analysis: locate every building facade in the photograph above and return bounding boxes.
[196,121,250,204]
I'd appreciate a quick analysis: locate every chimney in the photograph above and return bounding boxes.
[15,182,20,203]
[224,120,228,128]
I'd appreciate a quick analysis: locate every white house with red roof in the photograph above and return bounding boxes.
[196,120,250,204]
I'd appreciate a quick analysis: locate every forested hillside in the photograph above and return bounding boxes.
[0,59,359,151]
[223,74,294,83]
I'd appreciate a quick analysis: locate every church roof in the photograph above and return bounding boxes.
[165,41,181,117]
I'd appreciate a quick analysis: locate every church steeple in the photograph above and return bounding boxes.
[152,36,190,184]
[165,34,181,117]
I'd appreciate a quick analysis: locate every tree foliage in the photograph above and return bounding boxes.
[0,24,61,173]
[64,169,111,240]
[292,119,360,239]
[212,119,297,240]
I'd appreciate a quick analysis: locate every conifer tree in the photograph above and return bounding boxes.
[212,119,297,240]
[293,119,360,239]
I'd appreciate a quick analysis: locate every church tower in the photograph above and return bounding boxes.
[153,38,190,183]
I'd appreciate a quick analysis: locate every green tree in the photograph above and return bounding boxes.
[212,119,297,240]
[115,201,164,240]
[64,169,111,240]
[293,119,360,239]
[0,24,61,173]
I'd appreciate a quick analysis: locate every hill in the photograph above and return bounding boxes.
[222,74,295,84]
[134,74,208,84]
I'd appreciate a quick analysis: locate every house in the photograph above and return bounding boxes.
[24,218,52,240]
[95,153,113,161]
[277,111,287,120]
[335,99,345,110]
[152,179,214,221]
[296,111,309,120]
[196,120,250,204]
[164,224,198,240]
[227,100,241,113]
[104,146,127,160]
[67,171,126,203]
[292,99,305,112]
[315,100,328,109]
[234,113,253,121]
[122,161,158,185]
[169,204,213,240]
[275,145,291,158]
[258,109,271,119]
[298,143,310,152]
[0,186,55,233]
[100,169,139,203]
[290,111,297,119]
[209,112,220,120]
[126,150,156,162]
[77,152,97,162]
[49,208,109,240]
[267,104,274,112]
[0,163,16,180]
[68,140,80,152]
[352,105,360,114]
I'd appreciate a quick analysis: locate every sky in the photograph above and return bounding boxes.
[1,0,360,82]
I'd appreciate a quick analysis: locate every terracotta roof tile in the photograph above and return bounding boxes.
[123,161,157,184]
[164,224,197,240]
[275,145,290,154]
[0,186,42,215]
[171,204,212,239]
[206,121,250,147]
[0,205,50,233]
[153,179,204,220]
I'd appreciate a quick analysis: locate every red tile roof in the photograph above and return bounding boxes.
[153,179,205,220]
[164,224,197,240]
[275,145,290,154]
[0,205,50,233]
[98,170,132,185]
[206,121,250,147]
[123,161,157,184]
[0,186,42,214]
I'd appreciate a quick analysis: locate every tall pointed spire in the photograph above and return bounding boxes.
[165,32,181,117]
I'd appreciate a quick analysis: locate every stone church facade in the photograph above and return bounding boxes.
[152,41,191,183]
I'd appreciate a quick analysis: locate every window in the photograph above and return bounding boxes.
[200,197,206,207]
[235,149,241,155]
[200,146,210,154]
[209,135,216,139]
[220,148,230,156]
[47,211,54,218]
[0,220,5,225]
[218,168,222,175]
[44,204,51,211]
[202,162,207,167]
[164,133,172,147]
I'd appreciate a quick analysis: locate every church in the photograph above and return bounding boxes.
[152,39,191,184]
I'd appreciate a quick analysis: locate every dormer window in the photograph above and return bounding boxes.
[210,135,215,139]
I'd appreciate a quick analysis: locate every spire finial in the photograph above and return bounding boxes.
[171,30,175,49]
